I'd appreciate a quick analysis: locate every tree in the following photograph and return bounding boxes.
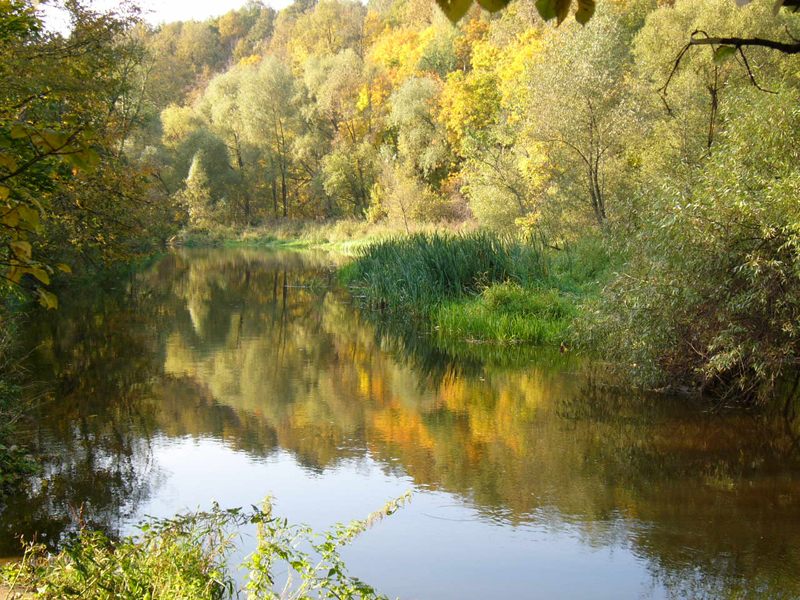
[1,0,174,307]
[240,57,301,217]
[522,9,640,224]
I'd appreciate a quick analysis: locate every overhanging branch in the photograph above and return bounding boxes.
[688,33,800,54]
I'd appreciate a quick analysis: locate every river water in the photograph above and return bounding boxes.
[3,247,800,599]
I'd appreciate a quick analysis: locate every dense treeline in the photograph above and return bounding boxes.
[3,0,800,403]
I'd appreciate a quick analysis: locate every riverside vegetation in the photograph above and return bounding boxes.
[1,495,411,599]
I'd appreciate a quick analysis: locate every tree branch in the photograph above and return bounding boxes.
[688,33,800,54]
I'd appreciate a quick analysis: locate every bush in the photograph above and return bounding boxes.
[587,89,800,403]
[2,495,410,600]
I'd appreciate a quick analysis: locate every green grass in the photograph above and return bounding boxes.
[432,282,575,344]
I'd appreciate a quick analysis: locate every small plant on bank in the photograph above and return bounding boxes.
[246,493,411,599]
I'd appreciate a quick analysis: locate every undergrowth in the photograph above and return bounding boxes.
[0,311,38,500]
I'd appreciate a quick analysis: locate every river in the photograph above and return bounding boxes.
[3,247,800,599]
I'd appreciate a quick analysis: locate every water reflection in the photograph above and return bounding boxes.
[4,247,800,599]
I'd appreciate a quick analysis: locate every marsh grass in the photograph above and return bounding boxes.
[343,231,548,312]
[342,231,619,346]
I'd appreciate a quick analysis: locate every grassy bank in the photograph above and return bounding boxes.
[341,232,617,346]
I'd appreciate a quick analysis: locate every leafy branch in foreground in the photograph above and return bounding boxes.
[0,494,411,600]
[246,493,411,600]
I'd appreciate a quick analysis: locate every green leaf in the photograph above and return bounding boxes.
[17,205,40,232]
[575,0,595,24]
[536,0,558,20]
[536,0,572,22]
[555,0,572,23]
[713,45,738,63]
[476,0,512,12]
[41,129,69,150]
[435,0,474,22]
[86,147,101,167]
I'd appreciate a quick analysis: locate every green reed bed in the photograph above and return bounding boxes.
[341,231,548,311]
[341,231,618,346]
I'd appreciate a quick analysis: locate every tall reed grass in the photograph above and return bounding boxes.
[341,231,548,312]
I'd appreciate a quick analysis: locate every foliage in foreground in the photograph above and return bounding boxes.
[1,495,410,600]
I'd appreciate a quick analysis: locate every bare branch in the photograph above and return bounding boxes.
[688,32,800,54]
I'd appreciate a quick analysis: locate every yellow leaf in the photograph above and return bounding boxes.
[8,268,21,284]
[55,263,72,273]
[10,124,28,139]
[0,154,16,172]
[39,289,58,310]
[30,267,50,285]
[0,187,9,200]
[1,208,19,228]
[10,240,31,261]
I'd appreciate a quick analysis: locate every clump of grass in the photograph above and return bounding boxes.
[343,231,548,313]
[433,282,575,344]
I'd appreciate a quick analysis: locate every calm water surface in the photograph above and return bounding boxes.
[4,247,800,599]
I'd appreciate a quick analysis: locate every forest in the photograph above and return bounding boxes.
[2,0,800,594]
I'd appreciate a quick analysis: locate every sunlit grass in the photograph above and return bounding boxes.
[432,282,575,345]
